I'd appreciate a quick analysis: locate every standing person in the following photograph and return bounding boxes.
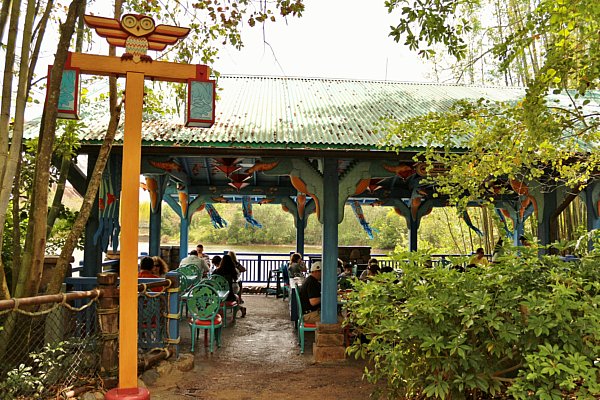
[228,250,246,304]
[469,248,489,267]
[299,262,322,324]
[214,254,247,318]
[288,253,306,278]
[196,243,211,265]
[179,250,209,277]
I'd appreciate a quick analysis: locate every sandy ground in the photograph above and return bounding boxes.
[146,293,375,399]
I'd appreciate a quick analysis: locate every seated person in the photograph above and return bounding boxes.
[299,262,322,324]
[359,258,380,281]
[288,253,307,278]
[138,256,158,278]
[152,256,169,277]
[211,255,222,274]
[179,249,209,277]
[338,262,354,278]
[468,247,489,267]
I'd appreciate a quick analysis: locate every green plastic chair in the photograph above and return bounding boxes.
[294,283,317,354]
[207,274,239,327]
[187,284,223,353]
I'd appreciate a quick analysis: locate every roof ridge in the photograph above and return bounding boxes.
[218,74,527,90]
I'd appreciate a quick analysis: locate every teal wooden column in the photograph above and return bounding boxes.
[321,158,339,324]
[537,191,557,248]
[147,175,165,257]
[296,216,305,256]
[408,217,420,252]
[179,217,189,261]
[83,154,102,276]
[584,181,600,250]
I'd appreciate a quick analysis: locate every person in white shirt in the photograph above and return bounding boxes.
[180,250,209,277]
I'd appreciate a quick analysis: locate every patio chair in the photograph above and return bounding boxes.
[208,274,238,327]
[293,282,317,354]
[187,284,223,353]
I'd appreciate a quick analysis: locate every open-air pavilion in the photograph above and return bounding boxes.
[25,75,600,325]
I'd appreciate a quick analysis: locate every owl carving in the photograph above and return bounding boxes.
[84,14,190,63]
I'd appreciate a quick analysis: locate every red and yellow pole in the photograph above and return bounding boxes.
[106,71,149,399]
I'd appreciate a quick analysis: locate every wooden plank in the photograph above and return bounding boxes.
[69,52,208,82]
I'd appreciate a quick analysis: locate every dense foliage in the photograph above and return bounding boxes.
[345,237,600,399]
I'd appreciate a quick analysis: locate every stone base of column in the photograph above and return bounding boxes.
[313,323,346,363]
[105,387,150,399]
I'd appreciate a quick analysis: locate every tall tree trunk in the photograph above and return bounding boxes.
[0,0,24,301]
[9,154,22,295]
[46,0,79,234]
[0,0,21,239]
[15,0,84,299]
[0,0,11,43]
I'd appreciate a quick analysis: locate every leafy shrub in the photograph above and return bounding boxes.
[345,242,600,399]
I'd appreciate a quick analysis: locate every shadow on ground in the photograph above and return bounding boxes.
[147,294,375,399]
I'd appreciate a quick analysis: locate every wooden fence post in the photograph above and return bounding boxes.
[97,272,119,383]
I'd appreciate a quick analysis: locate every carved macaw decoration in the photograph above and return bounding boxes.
[211,196,228,203]
[205,203,228,228]
[145,176,160,213]
[84,14,190,63]
[149,159,183,173]
[495,208,512,236]
[194,203,206,213]
[353,178,371,196]
[258,198,275,205]
[366,178,386,193]
[94,157,121,252]
[297,193,307,219]
[242,196,262,228]
[383,163,415,179]
[461,210,484,237]
[247,160,280,174]
[290,176,319,219]
[510,179,538,219]
[213,158,242,176]
[281,204,290,213]
[228,173,251,191]
[351,201,377,239]
[177,184,188,217]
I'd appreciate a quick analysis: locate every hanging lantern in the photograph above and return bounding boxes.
[47,54,80,120]
[185,65,216,127]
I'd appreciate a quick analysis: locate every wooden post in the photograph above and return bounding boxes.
[119,71,144,390]
[97,272,119,383]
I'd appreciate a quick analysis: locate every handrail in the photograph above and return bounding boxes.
[0,289,101,311]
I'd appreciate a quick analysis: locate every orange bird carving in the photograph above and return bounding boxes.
[354,178,371,196]
[247,160,280,174]
[149,160,182,173]
[228,173,251,191]
[290,176,319,219]
[510,179,538,219]
[297,194,307,219]
[145,176,159,213]
[383,163,415,179]
[84,14,190,63]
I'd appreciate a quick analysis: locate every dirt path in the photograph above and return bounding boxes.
[147,294,375,399]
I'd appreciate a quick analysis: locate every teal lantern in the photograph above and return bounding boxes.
[185,79,216,128]
[47,61,81,120]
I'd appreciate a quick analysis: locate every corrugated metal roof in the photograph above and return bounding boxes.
[24,75,528,150]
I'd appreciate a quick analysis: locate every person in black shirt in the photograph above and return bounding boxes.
[299,262,322,324]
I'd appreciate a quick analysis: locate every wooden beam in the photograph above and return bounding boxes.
[69,52,207,82]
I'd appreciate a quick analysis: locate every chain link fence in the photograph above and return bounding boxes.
[0,295,101,399]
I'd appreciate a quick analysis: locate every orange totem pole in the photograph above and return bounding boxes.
[49,14,215,399]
